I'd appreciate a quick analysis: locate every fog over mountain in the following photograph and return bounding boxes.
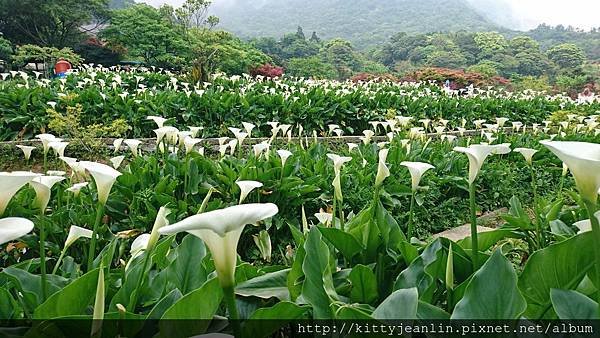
[139,0,600,32]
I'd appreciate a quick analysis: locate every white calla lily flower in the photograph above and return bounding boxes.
[541,141,600,203]
[326,153,352,200]
[236,180,263,204]
[454,143,511,184]
[315,212,333,226]
[113,138,123,153]
[375,148,390,187]
[36,134,57,154]
[326,154,352,174]
[361,130,375,145]
[400,161,435,191]
[242,122,255,137]
[130,234,151,259]
[60,156,86,178]
[158,203,279,287]
[0,217,35,245]
[110,155,125,169]
[253,142,270,157]
[189,126,204,138]
[64,225,93,248]
[513,148,538,165]
[184,137,202,154]
[228,139,238,155]
[147,206,171,252]
[277,149,293,168]
[46,170,66,176]
[66,182,89,196]
[124,139,142,157]
[16,145,36,161]
[30,176,66,212]
[147,116,167,128]
[496,117,509,128]
[79,161,122,205]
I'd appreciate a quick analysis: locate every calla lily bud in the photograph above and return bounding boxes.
[375,148,390,187]
[446,245,454,290]
[91,266,105,337]
[253,230,272,262]
[301,205,309,233]
[147,206,170,252]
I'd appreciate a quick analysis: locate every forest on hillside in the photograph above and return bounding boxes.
[0,0,599,95]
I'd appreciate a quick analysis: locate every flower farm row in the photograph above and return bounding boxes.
[0,68,600,336]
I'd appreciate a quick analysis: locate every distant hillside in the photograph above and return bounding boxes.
[210,0,506,48]
[110,0,135,9]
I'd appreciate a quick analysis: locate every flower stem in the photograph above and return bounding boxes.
[127,250,152,311]
[52,247,67,275]
[558,174,565,199]
[407,191,416,239]
[583,199,600,313]
[338,198,345,232]
[530,166,544,248]
[87,203,105,272]
[43,151,48,174]
[39,219,47,301]
[469,183,479,270]
[332,197,337,228]
[223,285,240,336]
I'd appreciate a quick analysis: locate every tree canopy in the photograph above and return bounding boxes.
[0,0,110,48]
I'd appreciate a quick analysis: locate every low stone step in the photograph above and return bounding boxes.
[431,224,495,242]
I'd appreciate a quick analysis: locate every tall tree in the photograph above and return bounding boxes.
[100,4,189,68]
[0,0,110,48]
[175,0,219,29]
[547,43,586,70]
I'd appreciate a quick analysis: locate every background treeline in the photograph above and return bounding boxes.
[0,0,598,94]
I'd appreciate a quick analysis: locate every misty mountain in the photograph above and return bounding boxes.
[209,0,508,48]
[465,0,525,30]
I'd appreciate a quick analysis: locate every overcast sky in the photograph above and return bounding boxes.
[138,0,600,30]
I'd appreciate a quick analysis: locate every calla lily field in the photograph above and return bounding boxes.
[2,68,600,336]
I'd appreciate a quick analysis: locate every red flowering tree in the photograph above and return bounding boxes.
[250,63,284,78]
